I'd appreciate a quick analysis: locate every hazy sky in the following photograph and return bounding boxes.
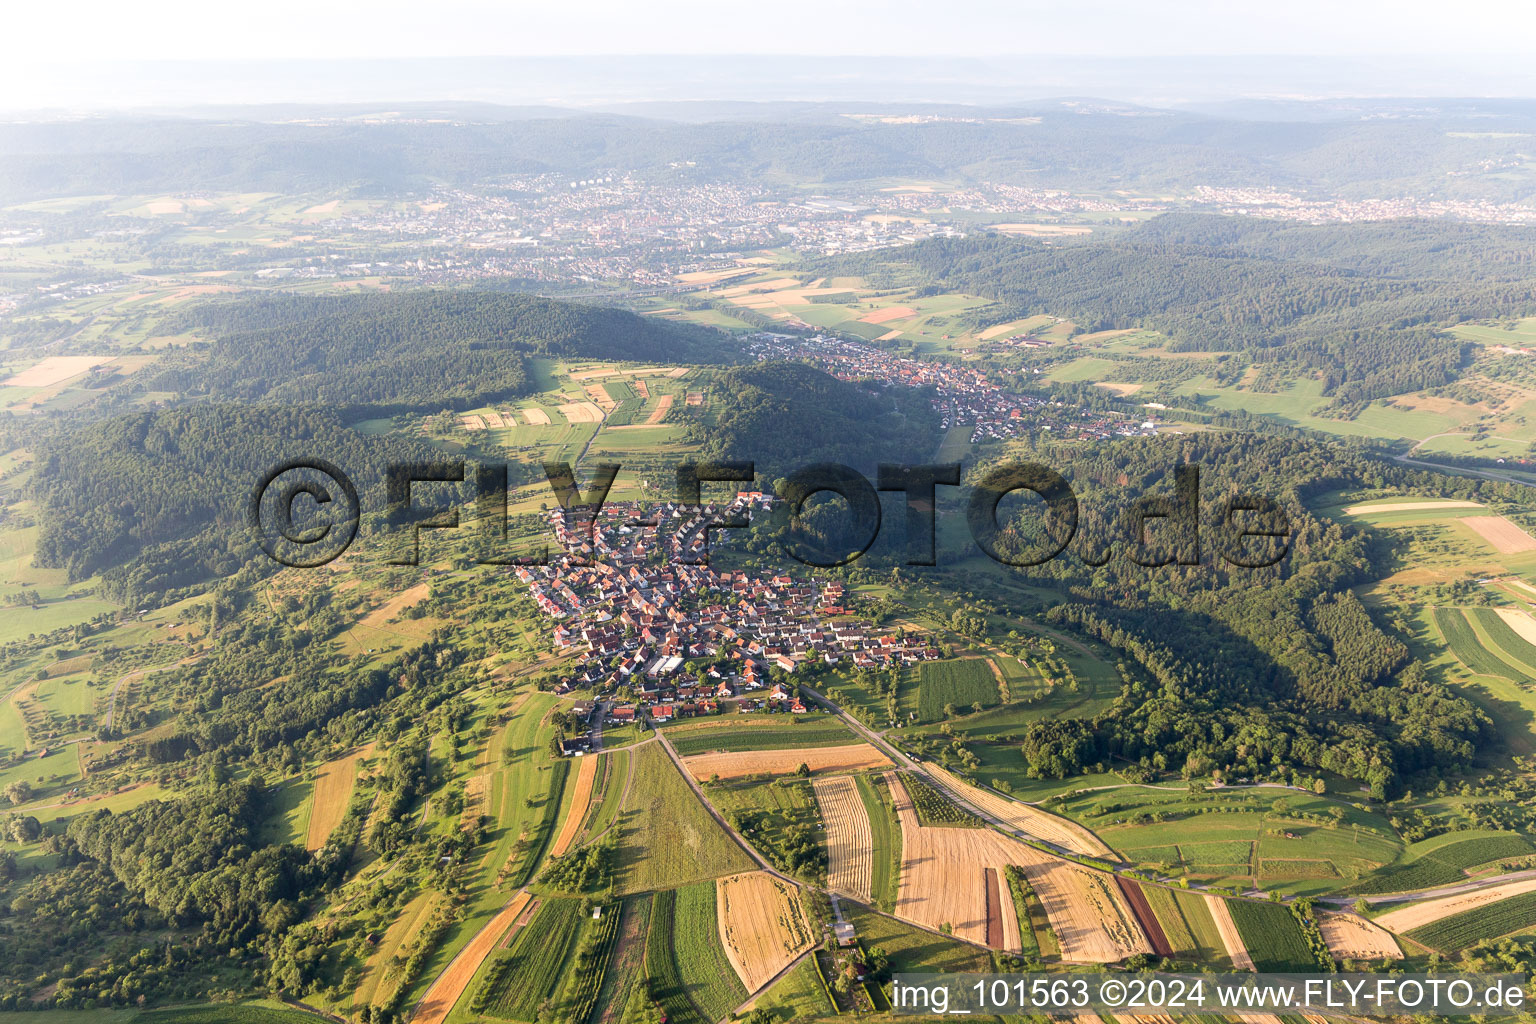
[12,0,1536,62]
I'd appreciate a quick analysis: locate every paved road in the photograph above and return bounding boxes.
[799,684,1094,862]
[1321,867,1536,907]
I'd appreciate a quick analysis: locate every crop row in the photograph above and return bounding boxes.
[487,898,585,1020]
[1434,607,1521,680]
[1408,890,1536,952]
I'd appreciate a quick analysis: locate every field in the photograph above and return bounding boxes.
[1376,877,1536,934]
[1350,830,1534,894]
[886,772,1148,960]
[1137,885,1204,963]
[915,659,1001,721]
[842,901,995,976]
[649,884,749,1024]
[1205,894,1255,970]
[856,773,901,910]
[925,765,1115,858]
[611,742,753,894]
[664,714,858,755]
[1116,879,1171,956]
[903,773,984,827]
[482,897,584,1020]
[305,743,371,851]
[1405,889,1536,952]
[741,956,836,1023]
[1067,786,1401,895]
[812,775,873,901]
[1460,515,1536,553]
[1226,899,1316,972]
[715,872,815,991]
[548,752,599,859]
[679,743,892,781]
[1315,911,1401,961]
[1434,606,1522,679]
[414,888,532,1024]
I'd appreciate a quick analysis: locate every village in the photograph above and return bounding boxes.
[744,331,1158,443]
[515,492,938,748]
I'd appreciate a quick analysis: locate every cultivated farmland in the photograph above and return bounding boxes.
[1435,607,1524,679]
[482,897,585,1020]
[1205,894,1255,970]
[549,752,600,859]
[680,743,891,781]
[612,742,753,894]
[1316,911,1401,960]
[1226,899,1316,972]
[1406,889,1536,952]
[812,775,873,901]
[856,773,901,910]
[1351,830,1534,894]
[916,659,1001,721]
[665,715,858,756]
[1376,877,1536,934]
[305,742,371,851]
[716,872,815,991]
[886,772,1148,960]
[925,764,1116,858]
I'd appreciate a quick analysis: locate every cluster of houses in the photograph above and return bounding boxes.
[743,332,1158,444]
[516,495,939,717]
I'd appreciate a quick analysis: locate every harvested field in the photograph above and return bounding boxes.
[1206,895,1255,971]
[1316,911,1401,960]
[585,383,620,411]
[1495,606,1536,646]
[887,773,1147,960]
[1117,878,1172,956]
[558,401,605,424]
[645,394,675,424]
[1343,499,1484,515]
[1461,515,1536,553]
[361,582,430,629]
[985,868,1004,947]
[482,410,506,428]
[679,743,891,781]
[549,752,600,858]
[994,864,1022,953]
[2,355,114,388]
[521,407,552,425]
[305,744,371,851]
[858,306,916,324]
[460,415,486,430]
[1375,877,1536,934]
[686,392,704,406]
[410,890,534,1024]
[925,765,1115,858]
[813,775,873,901]
[716,872,815,992]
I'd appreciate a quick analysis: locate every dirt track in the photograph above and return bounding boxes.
[1375,877,1536,933]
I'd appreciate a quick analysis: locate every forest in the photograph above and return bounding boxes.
[837,219,1536,407]
[969,429,1508,796]
[151,292,735,411]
